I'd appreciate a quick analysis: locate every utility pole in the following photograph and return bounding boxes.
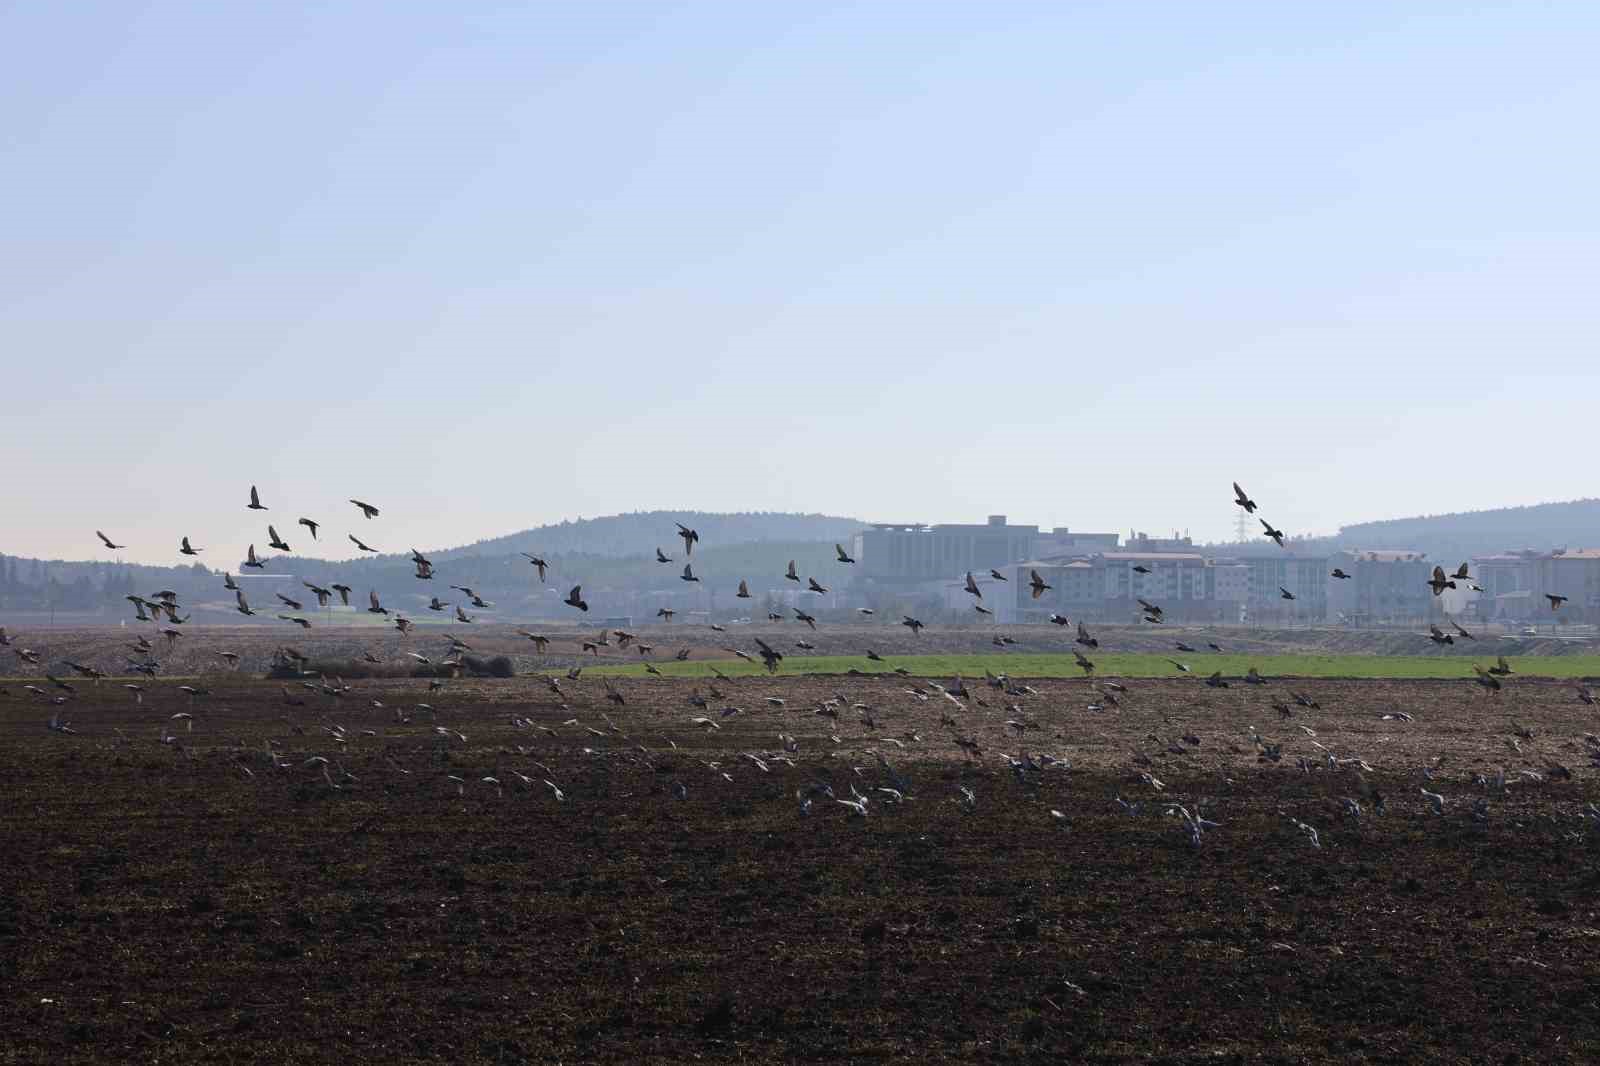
[1233,509,1251,544]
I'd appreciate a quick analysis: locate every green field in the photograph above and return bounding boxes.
[590,651,1600,681]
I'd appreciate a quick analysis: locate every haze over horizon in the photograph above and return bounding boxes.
[5,3,1598,566]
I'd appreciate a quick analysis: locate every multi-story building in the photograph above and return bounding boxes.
[1472,551,1538,620]
[1234,555,1329,623]
[1032,528,1121,557]
[994,552,1220,623]
[1532,549,1600,622]
[855,515,1039,583]
[1206,561,1250,622]
[1325,549,1436,625]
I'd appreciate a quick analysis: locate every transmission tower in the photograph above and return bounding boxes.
[1233,509,1251,544]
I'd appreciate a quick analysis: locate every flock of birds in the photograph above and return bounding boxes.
[3,481,1599,849]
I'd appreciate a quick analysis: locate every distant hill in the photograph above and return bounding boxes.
[1335,498,1600,560]
[1,511,867,620]
[441,511,866,560]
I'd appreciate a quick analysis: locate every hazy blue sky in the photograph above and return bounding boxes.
[4,3,1598,565]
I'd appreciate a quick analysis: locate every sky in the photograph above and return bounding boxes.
[3,2,1598,565]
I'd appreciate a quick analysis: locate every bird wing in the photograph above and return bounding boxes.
[251,486,260,507]
[683,564,693,580]
[369,590,380,610]
[787,560,797,578]
[1233,481,1247,503]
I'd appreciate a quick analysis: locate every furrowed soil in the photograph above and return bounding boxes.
[3,625,1600,1063]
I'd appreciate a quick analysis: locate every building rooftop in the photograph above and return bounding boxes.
[1098,552,1207,562]
[1342,549,1428,562]
[1548,548,1600,559]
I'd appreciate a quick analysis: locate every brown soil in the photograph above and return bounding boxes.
[3,629,1598,1062]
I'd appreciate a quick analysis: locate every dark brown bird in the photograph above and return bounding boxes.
[1472,664,1502,691]
[367,590,388,615]
[736,580,751,599]
[676,523,699,556]
[331,584,352,605]
[96,530,124,550]
[963,572,982,598]
[248,485,267,511]
[1029,569,1051,599]
[1279,586,1295,600]
[522,553,549,580]
[808,578,828,594]
[350,499,380,519]
[750,637,783,674]
[1427,566,1456,596]
[267,525,291,552]
[1232,482,1257,513]
[656,547,672,564]
[565,586,588,612]
[1546,593,1568,611]
[785,560,800,582]
[1076,622,1098,649]
[990,569,1007,581]
[1428,624,1454,646]
[902,616,924,634]
[298,517,319,540]
[1452,621,1476,641]
[1205,671,1229,689]
[836,543,855,564]
[1330,568,1351,579]
[180,536,202,556]
[349,534,377,554]
[793,608,816,630]
[276,592,303,611]
[1259,519,1285,548]
[681,563,700,583]
[242,544,265,569]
